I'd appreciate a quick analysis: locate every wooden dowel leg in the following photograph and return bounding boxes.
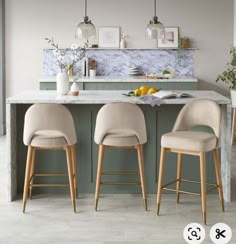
[176,153,182,204]
[200,152,207,225]
[137,144,147,210]
[29,148,36,200]
[66,146,76,213]
[95,144,104,211]
[213,149,225,212]
[23,146,33,213]
[71,144,78,199]
[157,147,166,215]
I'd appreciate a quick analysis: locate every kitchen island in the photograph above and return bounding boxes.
[6,90,231,202]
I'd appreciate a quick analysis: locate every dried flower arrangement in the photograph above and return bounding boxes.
[45,37,86,73]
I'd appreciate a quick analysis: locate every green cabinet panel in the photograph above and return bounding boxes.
[40,81,197,91]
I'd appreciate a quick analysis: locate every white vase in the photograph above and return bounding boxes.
[90,69,96,77]
[56,72,69,95]
[120,38,126,48]
[231,89,236,106]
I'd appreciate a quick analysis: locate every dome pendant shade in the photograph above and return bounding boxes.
[75,18,96,41]
[145,0,164,40]
[75,0,96,42]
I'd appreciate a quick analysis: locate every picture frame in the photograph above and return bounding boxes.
[98,26,120,48]
[158,27,179,48]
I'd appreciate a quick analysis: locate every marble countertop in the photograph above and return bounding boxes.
[39,76,198,83]
[7,90,230,105]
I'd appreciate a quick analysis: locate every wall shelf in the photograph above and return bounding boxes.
[44,48,198,51]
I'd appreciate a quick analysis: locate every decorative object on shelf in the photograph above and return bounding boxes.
[45,37,86,94]
[120,34,127,48]
[180,37,190,48]
[98,27,120,48]
[216,47,236,105]
[75,0,96,45]
[70,80,79,96]
[158,27,179,48]
[145,0,164,40]
[66,64,74,76]
[128,66,140,76]
[89,59,97,77]
[162,69,176,78]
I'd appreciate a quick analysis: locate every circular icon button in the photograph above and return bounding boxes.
[210,223,232,244]
[183,223,206,244]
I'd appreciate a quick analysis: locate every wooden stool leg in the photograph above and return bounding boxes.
[95,144,104,211]
[137,144,147,210]
[157,147,166,215]
[176,153,182,204]
[66,146,76,213]
[231,108,236,144]
[213,149,225,212]
[200,152,207,225]
[23,146,33,213]
[29,148,36,199]
[71,144,78,199]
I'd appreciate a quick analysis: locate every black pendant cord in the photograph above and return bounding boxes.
[154,0,156,17]
[85,0,87,17]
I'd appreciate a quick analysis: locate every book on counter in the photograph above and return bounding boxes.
[152,90,193,99]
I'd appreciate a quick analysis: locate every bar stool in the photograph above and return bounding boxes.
[23,104,78,213]
[94,102,147,210]
[156,99,224,224]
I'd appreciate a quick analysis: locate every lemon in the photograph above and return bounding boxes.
[139,85,149,95]
[134,88,141,96]
[148,87,158,94]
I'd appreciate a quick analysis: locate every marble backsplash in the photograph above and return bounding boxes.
[42,49,194,76]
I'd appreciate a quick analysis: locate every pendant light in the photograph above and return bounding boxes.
[75,0,96,42]
[145,0,164,40]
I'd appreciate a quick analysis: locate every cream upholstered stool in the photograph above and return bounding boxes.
[156,99,224,224]
[94,102,147,210]
[23,104,78,213]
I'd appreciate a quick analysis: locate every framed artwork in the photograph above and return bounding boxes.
[158,27,179,48]
[98,26,120,48]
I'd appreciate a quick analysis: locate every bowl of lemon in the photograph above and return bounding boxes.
[127,85,159,97]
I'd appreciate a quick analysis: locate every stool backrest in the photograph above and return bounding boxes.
[23,104,77,146]
[94,102,147,145]
[173,99,221,138]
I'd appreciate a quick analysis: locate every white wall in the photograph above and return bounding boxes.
[235,0,236,46]
[5,0,234,96]
[0,0,5,135]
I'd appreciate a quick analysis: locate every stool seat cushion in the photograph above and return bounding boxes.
[30,130,68,148]
[161,131,217,152]
[102,129,139,147]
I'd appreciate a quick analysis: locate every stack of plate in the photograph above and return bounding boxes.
[128,66,140,76]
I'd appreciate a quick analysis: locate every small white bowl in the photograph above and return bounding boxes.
[163,72,176,78]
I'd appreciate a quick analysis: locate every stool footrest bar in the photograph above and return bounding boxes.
[101,182,141,185]
[33,173,68,177]
[102,172,140,175]
[162,178,218,189]
[162,187,201,196]
[206,185,219,194]
[31,184,69,187]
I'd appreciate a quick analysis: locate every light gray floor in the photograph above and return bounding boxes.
[0,135,235,244]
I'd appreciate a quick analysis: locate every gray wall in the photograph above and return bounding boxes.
[0,0,5,135]
[5,0,234,96]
